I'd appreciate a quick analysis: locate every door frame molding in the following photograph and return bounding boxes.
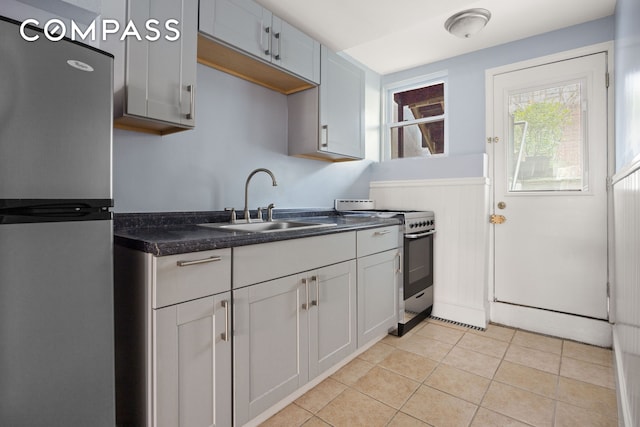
[484,42,615,345]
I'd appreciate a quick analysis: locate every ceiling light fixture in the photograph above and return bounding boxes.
[444,8,491,39]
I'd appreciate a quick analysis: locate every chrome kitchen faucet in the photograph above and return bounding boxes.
[244,168,278,223]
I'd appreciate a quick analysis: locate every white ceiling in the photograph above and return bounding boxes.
[256,0,616,75]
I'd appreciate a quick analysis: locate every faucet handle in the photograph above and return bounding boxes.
[256,206,264,222]
[224,207,237,224]
[267,203,275,222]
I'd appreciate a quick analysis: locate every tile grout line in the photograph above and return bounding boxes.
[265,320,617,426]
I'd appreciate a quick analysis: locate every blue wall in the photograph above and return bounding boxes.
[113,64,373,212]
[112,17,615,212]
[370,17,614,182]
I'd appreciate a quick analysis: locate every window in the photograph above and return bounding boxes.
[385,75,447,159]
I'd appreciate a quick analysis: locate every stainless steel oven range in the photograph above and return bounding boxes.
[335,200,435,336]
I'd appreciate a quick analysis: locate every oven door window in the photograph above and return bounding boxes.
[404,234,433,298]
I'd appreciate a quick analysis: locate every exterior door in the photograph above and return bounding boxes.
[491,52,609,319]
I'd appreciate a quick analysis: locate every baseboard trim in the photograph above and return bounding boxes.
[490,301,612,346]
[612,328,633,426]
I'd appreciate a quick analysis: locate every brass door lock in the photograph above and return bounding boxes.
[490,214,506,224]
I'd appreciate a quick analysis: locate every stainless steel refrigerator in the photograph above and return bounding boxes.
[0,17,115,426]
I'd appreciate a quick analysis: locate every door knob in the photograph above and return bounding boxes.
[497,201,506,209]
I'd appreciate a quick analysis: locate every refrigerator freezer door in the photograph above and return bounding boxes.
[0,19,113,200]
[0,220,115,426]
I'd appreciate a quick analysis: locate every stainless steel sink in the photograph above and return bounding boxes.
[199,220,337,233]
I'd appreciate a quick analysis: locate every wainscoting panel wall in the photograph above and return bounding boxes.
[370,178,490,328]
[613,163,640,426]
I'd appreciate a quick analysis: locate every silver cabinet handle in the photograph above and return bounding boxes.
[263,26,271,55]
[374,229,391,236]
[186,84,195,120]
[321,125,329,148]
[396,252,402,274]
[405,230,436,239]
[301,277,310,310]
[176,256,221,267]
[220,300,230,342]
[273,32,281,60]
[311,275,318,307]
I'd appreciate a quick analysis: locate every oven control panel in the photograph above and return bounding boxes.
[405,215,435,234]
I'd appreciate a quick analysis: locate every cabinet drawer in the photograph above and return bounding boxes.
[153,249,231,308]
[357,226,400,257]
[233,232,356,288]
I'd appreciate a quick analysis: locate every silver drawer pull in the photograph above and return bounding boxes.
[311,275,319,307]
[176,256,222,267]
[221,300,230,342]
[374,229,391,236]
[301,278,310,310]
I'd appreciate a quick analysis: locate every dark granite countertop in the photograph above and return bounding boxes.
[114,209,401,256]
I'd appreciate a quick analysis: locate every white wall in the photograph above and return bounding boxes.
[613,0,640,424]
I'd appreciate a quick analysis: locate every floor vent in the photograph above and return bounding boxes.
[428,315,485,331]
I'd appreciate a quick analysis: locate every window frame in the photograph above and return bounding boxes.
[382,71,449,161]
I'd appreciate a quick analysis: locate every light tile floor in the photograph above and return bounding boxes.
[260,318,618,427]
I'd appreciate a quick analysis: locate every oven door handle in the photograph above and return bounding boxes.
[405,230,436,239]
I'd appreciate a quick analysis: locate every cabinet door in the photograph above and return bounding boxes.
[234,276,309,426]
[357,249,400,346]
[319,46,365,158]
[127,0,197,127]
[200,0,271,61]
[155,293,232,427]
[271,16,320,83]
[309,261,357,379]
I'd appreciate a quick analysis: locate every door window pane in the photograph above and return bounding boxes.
[507,81,585,191]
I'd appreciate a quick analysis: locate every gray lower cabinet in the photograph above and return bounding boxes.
[155,293,232,427]
[356,226,401,346]
[234,260,356,426]
[357,249,401,346]
[309,261,358,378]
[114,246,232,427]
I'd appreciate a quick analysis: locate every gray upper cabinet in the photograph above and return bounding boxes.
[288,46,365,161]
[271,16,320,84]
[199,0,320,86]
[114,0,197,135]
[199,0,271,61]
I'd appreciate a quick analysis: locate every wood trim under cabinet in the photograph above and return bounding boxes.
[197,34,315,95]
[114,115,192,136]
